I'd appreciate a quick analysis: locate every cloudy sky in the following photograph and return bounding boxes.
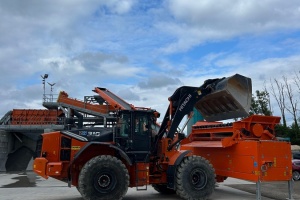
[0,0,300,124]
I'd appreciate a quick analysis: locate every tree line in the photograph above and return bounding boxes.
[250,71,300,144]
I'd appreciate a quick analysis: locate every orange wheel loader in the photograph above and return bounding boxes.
[33,74,292,200]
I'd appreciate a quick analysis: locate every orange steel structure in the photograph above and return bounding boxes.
[181,115,291,182]
[57,90,115,114]
[10,109,63,125]
[7,88,116,126]
[93,87,136,110]
[4,86,144,129]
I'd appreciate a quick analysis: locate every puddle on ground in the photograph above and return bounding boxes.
[1,171,39,188]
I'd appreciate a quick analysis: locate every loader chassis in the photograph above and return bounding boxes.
[33,74,292,200]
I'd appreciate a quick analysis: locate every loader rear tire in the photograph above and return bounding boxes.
[152,184,176,194]
[176,156,215,200]
[78,155,129,200]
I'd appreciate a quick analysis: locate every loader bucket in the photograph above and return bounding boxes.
[195,74,252,121]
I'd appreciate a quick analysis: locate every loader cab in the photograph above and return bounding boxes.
[114,110,157,162]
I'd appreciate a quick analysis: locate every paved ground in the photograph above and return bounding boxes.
[226,181,299,200]
[0,172,297,200]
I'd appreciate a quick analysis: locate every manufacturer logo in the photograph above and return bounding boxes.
[179,94,192,111]
[79,131,101,136]
[79,131,87,136]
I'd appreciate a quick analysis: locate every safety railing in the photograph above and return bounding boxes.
[43,94,58,103]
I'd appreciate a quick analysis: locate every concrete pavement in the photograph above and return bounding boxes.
[0,172,277,200]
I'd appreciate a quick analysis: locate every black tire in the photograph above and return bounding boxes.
[176,156,215,200]
[78,155,129,200]
[293,171,300,181]
[152,184,176,195]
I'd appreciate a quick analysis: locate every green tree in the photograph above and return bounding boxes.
[249,90,272,116]
[275,123,300,145]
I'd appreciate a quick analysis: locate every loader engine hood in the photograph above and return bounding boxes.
[195,74,252,121]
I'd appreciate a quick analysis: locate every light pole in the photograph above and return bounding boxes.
[41,74,48,101]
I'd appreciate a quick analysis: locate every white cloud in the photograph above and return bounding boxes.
[106,0,136,14]
[100,61,142,77]
[215,55,248,68]
[39,57,85,74]
[117,87,140,101]
[0,1,299,127]
[138,75,182,89]
[167,0,300,29]
[161,0,300,53]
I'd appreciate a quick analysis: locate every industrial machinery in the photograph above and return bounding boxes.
[0,86,131,171]
[33,74,292,200]
[0,87,118,171]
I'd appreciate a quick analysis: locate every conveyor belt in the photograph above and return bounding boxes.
[0,111,12,125]
[93,87,134,110]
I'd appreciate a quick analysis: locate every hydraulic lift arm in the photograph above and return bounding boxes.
[156,74,252,141]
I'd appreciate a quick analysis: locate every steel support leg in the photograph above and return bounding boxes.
[287,179,294,200]
[256,180,261,200]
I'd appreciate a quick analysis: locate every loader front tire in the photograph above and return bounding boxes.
[176,156,215,200]
[78,155,129,200]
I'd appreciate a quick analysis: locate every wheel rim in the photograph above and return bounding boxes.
[190,168,208,190]
[94,169,117,193]
[98,174,110,188]
[293,171,300,180]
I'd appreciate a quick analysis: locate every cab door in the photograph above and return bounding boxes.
[131,114,151,161]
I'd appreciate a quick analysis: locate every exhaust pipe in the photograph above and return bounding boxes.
[195,74,252,121]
